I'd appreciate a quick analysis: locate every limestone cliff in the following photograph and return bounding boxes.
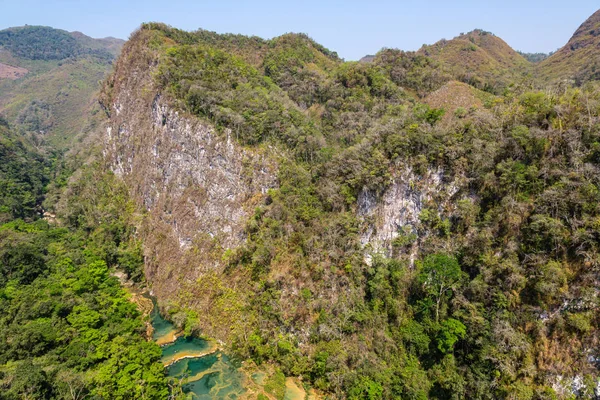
[102,30,276,328]
[102,29,469,339]
[359,166,468,265]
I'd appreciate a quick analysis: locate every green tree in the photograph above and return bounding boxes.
[436,318,467,353]
[418,254,466,322]
[7,360,51,399]
[348,376,384,400]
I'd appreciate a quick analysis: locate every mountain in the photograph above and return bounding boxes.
[96,21,600,398]
[359,54,376,63]
[0,26,124,148]
[0,28,168,399]
[538,9,600,84]
[419,29,532,91]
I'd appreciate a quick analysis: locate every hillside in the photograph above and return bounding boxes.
[424,80,495,123]
[97,22,600,399]
[0,26,123,149]
[0,118,50,222]
[538,9,600,84]
[419,30,532,91]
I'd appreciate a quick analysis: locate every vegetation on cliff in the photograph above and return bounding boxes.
[2,8,600,398]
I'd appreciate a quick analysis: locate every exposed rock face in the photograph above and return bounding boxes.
[108,95,274,251]
[358,166,464,263]
[103,33,276,306]
[552,375,600,398]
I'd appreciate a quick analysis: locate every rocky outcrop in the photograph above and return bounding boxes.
[108,95,275,250]
[103,30,276,307]
[358,166,465,264]
[552,375,600,399]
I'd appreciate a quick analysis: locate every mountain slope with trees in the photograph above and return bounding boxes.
[100,15,600,399]
[538,9,600,84]
[0,27,169,400]
[2,8,600,399]
[418,29,532,92]
[0,118,168,399]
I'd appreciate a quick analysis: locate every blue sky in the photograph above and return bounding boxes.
[1,0,598,60]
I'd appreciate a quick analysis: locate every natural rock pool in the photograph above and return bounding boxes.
[149,299,246,399]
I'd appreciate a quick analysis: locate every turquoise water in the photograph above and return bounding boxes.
[150,300,177,342]
[149,299,246,399]
[166,353,246,399]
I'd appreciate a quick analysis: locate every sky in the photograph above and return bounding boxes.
[0,0,598,60]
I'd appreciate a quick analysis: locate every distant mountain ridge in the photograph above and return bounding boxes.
[418,29,531,91]
[0,25,124,148]
[0,25,122,61]
[357,9,600,90]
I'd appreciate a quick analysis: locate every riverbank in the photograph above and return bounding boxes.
[155,326,181,346]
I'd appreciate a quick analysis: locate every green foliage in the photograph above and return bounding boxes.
[263,33,338,107]
[0,124,50,222]
[414,104,446,125]
[418,254,466,322]
[0,164,168,398]
[348,376,384,400]
[565,312,593,334]
[436,318,467,353]
[428,355,466,399]
[264,368,286,400]
[159,44,304,145]
[114,24,600,399]
[517,51,551,63]
[4,360,51,399]
[392,228,418,249]
[374,48,452,96]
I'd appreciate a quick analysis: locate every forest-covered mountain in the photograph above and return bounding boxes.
[0,26,123,149]
[418,29,531,91]
[100,13,600,399]
[0,119,168,398]
[0,27,170,400]
[2,8,600,400]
